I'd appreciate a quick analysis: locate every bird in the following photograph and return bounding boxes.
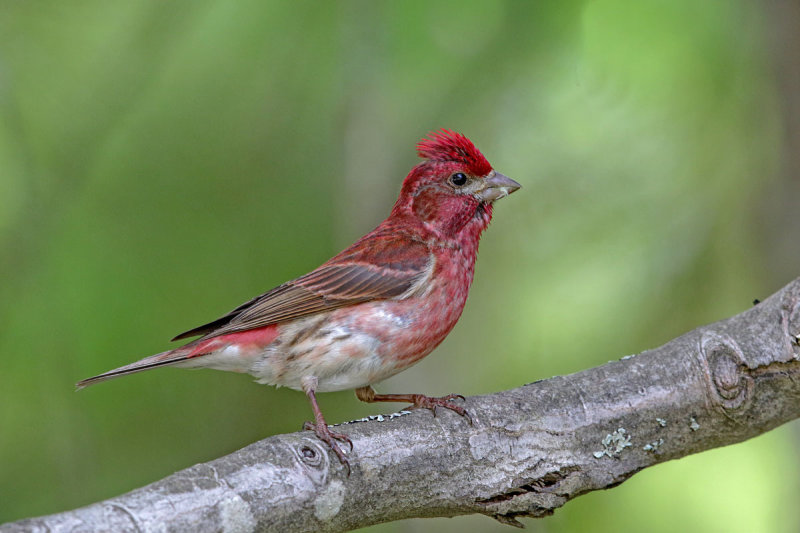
[77,130,520,471]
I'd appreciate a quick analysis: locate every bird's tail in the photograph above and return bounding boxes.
[75,347,195,390]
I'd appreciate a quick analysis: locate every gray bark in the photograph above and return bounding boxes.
[4,277,800,532]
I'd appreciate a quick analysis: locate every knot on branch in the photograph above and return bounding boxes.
[292,437,332,485]
[699,332,753,413]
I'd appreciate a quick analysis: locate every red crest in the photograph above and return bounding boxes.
[416,130,493,176]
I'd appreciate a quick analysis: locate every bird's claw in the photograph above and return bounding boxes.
[303,420,353,475]
[407,393,472,425]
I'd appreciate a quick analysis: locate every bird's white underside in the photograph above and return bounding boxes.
[176,305,417,393]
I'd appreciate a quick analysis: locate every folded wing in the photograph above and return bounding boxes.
[172,231,432,341]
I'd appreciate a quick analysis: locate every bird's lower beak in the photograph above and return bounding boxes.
[477,172,521,202]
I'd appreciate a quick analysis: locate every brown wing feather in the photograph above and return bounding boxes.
[171,233,432,341]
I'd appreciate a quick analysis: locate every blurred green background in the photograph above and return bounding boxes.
[1,0,799,531]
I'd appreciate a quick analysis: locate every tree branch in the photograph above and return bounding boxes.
[4,278,800,532]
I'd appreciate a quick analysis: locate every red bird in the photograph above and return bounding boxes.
[78,130,520,470]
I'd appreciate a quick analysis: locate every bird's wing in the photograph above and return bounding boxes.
[171,231,432,341]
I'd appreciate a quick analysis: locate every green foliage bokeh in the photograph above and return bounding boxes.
[0,1,796,531]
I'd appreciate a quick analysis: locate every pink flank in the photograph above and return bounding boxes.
[185,325,280,358]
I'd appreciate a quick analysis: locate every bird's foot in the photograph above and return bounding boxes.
[406,393,472,425]
[354,386,472,425]
[303,420,353,475]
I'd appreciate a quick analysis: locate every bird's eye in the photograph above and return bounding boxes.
[450,172,468,187]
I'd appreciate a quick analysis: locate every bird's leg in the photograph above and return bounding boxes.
[301,377,353,474]
[355,385,472,424]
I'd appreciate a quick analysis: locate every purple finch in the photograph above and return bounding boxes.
[78,130,520,471]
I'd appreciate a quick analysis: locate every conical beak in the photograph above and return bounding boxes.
[477,172,521,202]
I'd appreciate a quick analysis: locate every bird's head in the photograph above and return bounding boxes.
[392,130,520,237]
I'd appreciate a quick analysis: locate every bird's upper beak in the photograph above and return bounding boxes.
[477,172,521,202]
